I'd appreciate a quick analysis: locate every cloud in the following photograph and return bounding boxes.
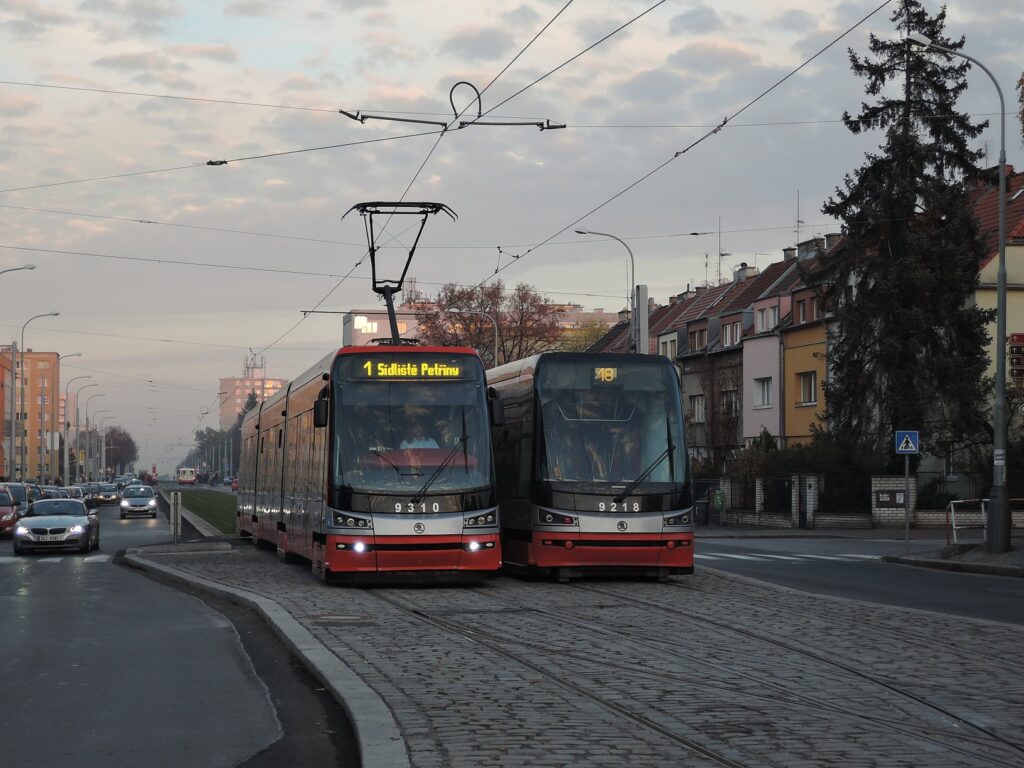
[327,0,382,8]
[94,51,183,71]
[502,4,541,28]
[0,92,40,117]
[0,0,74,37]
[279,73,319,92]
[168,43,239,63]
[668,4,725,35]
[439,26,515,62]
[78,0,186,36]
[667,40,760,77]
[223,0,276,16]
[769,9,816,33]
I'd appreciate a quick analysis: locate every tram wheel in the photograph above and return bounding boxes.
[656,567,671,583]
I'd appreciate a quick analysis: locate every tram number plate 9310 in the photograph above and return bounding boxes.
[597,500,640,512]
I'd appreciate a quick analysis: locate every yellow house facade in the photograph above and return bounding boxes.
[782,287,828,446]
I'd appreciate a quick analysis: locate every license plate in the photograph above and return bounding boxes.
[39,534,62,541]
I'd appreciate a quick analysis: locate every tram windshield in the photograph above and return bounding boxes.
[333,354,492,497]
[535,358,686,493]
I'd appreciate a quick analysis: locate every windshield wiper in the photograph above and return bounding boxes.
[411,432,469,505]
[614,420,675,503]
[371,448,421,476]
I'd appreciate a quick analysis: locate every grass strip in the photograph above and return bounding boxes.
[177,489,237,535]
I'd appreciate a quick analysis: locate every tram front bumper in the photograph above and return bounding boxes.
[325,532,501,573]
[529,531,694,570]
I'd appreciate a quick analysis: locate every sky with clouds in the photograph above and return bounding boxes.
[1,0,1021,471]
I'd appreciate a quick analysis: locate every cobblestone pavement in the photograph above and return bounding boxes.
[138,545,1024,768]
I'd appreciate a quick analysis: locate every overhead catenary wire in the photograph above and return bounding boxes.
[476,0,896,287]
[0,127,445,195]
[251,1,579,356]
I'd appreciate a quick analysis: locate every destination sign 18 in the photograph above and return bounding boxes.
[594,367,618,383]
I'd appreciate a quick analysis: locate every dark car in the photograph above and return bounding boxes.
[0,489,18,537]
[12,498,99,555]
[93,484,120,506]
[2,483,30,519]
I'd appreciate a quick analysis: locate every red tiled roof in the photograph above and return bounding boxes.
[969,166,1024,269]
[718,259,796,315]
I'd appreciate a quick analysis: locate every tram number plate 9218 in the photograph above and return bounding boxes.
[597,500,639,512]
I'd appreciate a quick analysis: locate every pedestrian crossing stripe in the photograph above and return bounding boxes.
[0,555,111,564]
[695,553,879,563]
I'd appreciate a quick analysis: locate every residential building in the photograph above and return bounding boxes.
[0,347,61,481]
[219,355,287,430]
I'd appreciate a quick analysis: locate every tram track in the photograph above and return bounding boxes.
[672,569,1024,674]
[450,585,1024,766]
[572,582,1024,763]
[370,588,751,768]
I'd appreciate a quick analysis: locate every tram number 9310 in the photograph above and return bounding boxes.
[395,502,442,513]
[598,501,640,512]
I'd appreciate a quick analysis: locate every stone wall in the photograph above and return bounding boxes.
[871,476,918,527]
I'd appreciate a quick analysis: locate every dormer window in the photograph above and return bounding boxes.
[797,300,807,324]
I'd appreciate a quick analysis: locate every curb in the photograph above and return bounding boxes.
[882,554,1024,578]
[158,490,227,538]
[123,552,411,768]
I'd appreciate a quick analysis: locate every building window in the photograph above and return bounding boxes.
[669,338,676,357]
[722,323,732,347]
[689,394,706,423]
[721,389,739,417]
[797,371,817,405]
[732,321,741,344]
[797,300,807,323]
[754,377,772,408]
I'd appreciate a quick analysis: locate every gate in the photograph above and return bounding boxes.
[764,477,791,516]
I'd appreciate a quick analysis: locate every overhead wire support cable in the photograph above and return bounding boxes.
[476,0,895,288]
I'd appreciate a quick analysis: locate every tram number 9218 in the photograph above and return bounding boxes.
[598,501,641,512]
[395,501,442,513]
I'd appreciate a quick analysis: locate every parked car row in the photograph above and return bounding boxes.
[0,478,160,554]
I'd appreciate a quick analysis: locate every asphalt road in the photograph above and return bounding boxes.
[694,534,1024,625]
[0,501,356,768]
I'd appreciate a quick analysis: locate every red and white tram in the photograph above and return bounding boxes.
[237,345,501,581]
[487,352,694,581]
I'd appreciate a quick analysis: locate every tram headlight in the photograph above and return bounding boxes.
[463,513,496,528]
[353,542,366,553]
[468,541,481,552]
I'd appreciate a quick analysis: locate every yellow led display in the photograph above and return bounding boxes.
[360,360,463,379]
[594,367,618,383]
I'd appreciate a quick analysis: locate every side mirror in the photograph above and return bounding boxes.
[313,398,329,429]
[488,387,506,427]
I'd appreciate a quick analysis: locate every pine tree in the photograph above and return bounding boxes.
[816,0,994,461]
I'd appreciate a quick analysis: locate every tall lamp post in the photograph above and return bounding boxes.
[19,311,60,480]
[908,33,1009,554]
[575,229,636,351]
[83,394,105,481]
[64,376,91,484]
[90,409,110,481]
[448,308,500,367]
[51,353,81,482]
[73,382,97,482]
[98,416,114,480]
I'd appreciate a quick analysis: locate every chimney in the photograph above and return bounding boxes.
[783,246,797,261]
[617,308,631,323]
[797,237,820,260]
[732,262,757,282]
[824,232,842,251]
[648,297,658,313]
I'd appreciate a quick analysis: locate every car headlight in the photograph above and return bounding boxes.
[148,499,157,507]
[68,525,85,534]
[14,525,29,536]
[1,512,13,522]
[120,500,130,507]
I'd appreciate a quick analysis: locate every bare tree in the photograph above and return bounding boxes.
[559,319,612,352]
[416,281,563,367]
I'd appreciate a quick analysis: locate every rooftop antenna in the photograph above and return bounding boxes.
[343,201,457,344]
[795,189,804,244]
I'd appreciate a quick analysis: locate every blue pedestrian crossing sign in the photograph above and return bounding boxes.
[895,430,920,455]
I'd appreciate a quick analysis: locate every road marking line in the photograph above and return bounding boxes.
[35,558,64,563]
[694,554,723,560]
[756,554,802,560]
[837,554,878,559]
[714,553,764,560]
[801,554,849,561]
[84,555,111,563]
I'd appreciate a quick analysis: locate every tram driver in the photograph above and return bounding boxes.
[400,414,440,450]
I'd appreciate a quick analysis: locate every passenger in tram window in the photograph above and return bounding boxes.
[400,416,440,450]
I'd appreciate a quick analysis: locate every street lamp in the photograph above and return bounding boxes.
[0,264,36,277]
[84,394,105,481]
[908,33,1009,554]
[50,353,81,481]
[90,410,111,481]
[575,229,636,351]
[98,416,114,479]
[18,311,59,480]
[448,308,500,367]
[63,375,91,485]
[73,382,97,482]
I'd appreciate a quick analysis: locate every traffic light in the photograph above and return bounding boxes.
[1011,333,1024,380]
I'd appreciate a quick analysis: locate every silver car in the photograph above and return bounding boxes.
[119,485,159,519]
[12,498,99,555]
